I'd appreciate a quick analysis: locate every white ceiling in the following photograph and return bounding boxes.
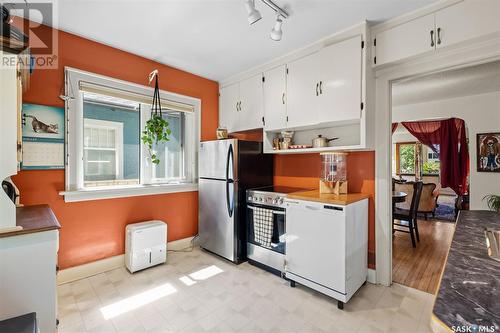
[44,0,436,81]
[392,60,500,106]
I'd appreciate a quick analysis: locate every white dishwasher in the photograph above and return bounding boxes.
[285,198,368,309]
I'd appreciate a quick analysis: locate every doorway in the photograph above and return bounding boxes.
[389,60,500,293]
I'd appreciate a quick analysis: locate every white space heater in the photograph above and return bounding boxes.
[125,220,167,273]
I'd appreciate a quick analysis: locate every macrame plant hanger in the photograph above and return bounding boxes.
[149,69,162,118]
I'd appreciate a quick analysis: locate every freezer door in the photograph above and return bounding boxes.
[199,139,238,180]
[199,178,237,261]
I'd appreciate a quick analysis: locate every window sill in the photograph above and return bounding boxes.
[59,183,198,203]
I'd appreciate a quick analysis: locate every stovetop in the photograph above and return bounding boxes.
[247,186,307,195]
[247,186,311,207]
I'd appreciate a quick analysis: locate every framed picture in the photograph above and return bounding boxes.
[477,132,500,173]
[21,104,65,170]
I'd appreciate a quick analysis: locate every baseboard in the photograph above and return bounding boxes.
[367,268,376,284]
[57,236,195,285]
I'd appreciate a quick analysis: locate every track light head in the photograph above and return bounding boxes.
[244,0,262,25]
[270,16,283,41]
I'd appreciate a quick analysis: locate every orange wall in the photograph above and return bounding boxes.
[11,22,219,269]
[274,152,376,268]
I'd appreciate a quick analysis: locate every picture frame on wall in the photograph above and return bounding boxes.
[477,132,500,173]
[21,103,65,170]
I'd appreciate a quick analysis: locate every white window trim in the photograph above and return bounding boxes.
[60,67,200,202]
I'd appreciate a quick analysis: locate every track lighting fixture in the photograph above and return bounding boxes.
[244,0,262,25]
[244,0,289,41]
[270,15,283,41]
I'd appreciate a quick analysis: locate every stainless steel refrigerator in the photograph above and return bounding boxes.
[198,139,273,263]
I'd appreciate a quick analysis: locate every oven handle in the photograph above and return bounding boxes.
[247,205,285,215]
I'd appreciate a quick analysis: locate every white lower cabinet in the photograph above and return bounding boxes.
[285,198,368,308]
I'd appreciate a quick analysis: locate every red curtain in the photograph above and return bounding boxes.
[402,118,469,195]
[391,123,399,134]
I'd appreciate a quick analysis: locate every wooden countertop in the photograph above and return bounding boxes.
[287,190,370,205]
[0,205,61,238]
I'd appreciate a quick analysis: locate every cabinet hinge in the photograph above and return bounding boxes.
[262,76,265,83]
[262,116,265,126]
[361,102,364,110]
[374,56,377,65]
[374,38,376,47]
[361,41,364,49]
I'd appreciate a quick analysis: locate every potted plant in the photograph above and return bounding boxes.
[142,70,171,165]
[484,194,500,212]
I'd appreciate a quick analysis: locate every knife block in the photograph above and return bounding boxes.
[319,180,348,195]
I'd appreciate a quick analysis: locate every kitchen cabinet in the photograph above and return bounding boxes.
[287,35,363,128]
[435,0,500,50]
[219,82,239,133]
[285,198,368,308]
[373,0,500,66]
[286,51,321,128]
[318,36,362,123]
[0,51,20,230]
[238,73,264,131]
[373,14,435,66]
[219,74,263,133]
[263,65,287,131]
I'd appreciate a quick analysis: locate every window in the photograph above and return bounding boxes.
[397,143,416,175]
[423,145,440,175]
[62,68,200,202]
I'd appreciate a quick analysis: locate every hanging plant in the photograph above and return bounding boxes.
[142,70,171,165]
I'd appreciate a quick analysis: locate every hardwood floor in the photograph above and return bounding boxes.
[392,218,455,294]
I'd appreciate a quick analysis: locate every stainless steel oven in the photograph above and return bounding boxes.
[246,186,307,275]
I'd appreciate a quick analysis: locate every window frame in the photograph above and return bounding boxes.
[395,141,417,176]
[60,67,200,202]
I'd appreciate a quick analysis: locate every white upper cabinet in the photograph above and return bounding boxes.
[374,0,500,66]
[263,65,287,131]
[287,51,321,129]
[318,36,362,123]
[219,82,239,133]
[237,73,264,131]
[435,0,500,49]
[219,74,263,133]
[374,14,435,66]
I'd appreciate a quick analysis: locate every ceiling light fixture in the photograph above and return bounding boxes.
[270,15,283,41]
[244,0,289,41]
[244,0,262,25]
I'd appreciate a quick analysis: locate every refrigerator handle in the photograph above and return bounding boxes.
[226,143,234,218]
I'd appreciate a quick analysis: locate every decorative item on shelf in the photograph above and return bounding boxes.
[273,131,294,150]
[319,152,348,195]
[483,194,500,212]
[141,70,171,165]
[312,134,338,148]
[216,127,228,140]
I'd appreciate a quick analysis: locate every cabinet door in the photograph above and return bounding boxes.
[375,14,436,66]
[219,83,239,133]
[286,51,320,128]
[263,65,287,131]
[238,73,264,131]
[435,0,500,49]
[318,36,362,123]
[285,200,346,293]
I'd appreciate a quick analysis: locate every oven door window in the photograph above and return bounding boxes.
[247,204,285,254]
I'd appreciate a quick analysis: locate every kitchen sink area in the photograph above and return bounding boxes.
[485,228,500,262]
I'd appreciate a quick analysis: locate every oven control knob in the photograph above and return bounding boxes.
[278,198,284,205]
[252,196,258,202]
[248,196,252,201]
[259,197,263,202]
[272,198,278,204]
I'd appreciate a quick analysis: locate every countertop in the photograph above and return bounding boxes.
[0,313,37,333]
[0,205,61,238]
[287,190,370,206]
[432,210,500,332]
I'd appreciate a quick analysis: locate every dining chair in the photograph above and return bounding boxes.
[393,181,423,248]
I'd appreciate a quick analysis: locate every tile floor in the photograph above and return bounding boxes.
[58,248,435,333]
